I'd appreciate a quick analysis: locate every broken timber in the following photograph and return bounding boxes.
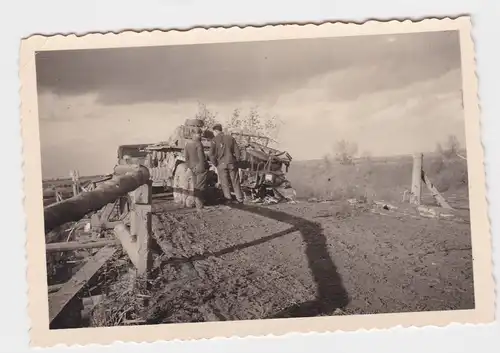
[421,172,453,209]
[408,153,454,210]
[46,164,154,328]
[49,246,117,328]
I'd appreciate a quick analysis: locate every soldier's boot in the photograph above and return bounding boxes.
[195,196,204,215]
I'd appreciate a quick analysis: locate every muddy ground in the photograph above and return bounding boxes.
[101,195,475,325]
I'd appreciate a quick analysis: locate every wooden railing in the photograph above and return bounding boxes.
[45,164,153,329]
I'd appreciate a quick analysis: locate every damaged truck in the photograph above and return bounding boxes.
[115,119,296,207]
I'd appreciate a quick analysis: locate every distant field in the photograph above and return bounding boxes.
[42,175,107,205]
[43,175,105,189]
[287,153,469,208]
[41,153,469,210]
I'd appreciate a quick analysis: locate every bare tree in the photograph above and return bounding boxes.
[446,135,460,154]
[194,101,219,128]
[334,139,359,165]
[436,134,465,160]
[227,108,242,132]
[193,102,283,145]
[226,106,283,145]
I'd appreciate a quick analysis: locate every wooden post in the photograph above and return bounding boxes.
[70,170,80,197]
[132,181,152,276]
[129,182,152,238]
[113,181,152,277]
[134,204,152,276]
[410,153,423,205]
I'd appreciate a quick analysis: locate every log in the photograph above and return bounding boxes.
[44,165,150,233]
[45,239,120,253]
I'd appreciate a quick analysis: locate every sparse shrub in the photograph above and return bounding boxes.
[322,154,332,170]
[436,134,464,161]
[429,158,468,192]
[428,157,445,175]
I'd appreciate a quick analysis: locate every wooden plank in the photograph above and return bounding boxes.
[126,182,152,276]
[114,212,152,277]
[45,239,119,253]
[135,203,153,276]
[114,224,140,271]
[422,172,453,209]
[48,246,117,325]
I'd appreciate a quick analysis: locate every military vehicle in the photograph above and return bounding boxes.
[115,119,295,207]
[231,132,296,204]
[116,119,218,207]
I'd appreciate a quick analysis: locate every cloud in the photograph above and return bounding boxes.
[38,65,465,179]
[35,30,460,105]
[36,31,464,178]
[38,93,198,177]
[265,67,464,160]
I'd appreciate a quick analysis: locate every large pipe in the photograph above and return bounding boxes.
[44,165,150,233]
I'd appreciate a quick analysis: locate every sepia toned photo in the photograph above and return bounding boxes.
[20,16,494,347]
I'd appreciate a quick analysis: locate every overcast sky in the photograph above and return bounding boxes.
[36,30,464,179]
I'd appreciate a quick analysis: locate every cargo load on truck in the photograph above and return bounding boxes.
[115,119,296,207]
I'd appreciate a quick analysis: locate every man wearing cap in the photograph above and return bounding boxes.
[184,127,208,210]
[209,123,244,204]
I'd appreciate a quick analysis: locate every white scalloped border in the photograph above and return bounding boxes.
[18,15,495,348]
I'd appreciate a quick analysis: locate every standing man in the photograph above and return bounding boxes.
[209,124,244,204]
[184,127,208,210]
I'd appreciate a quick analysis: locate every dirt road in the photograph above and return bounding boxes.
[143,198,474,324]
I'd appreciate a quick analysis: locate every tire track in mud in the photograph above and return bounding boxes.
[146,199,474,322]
[149,208,313,323]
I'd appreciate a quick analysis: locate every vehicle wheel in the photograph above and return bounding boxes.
[172,163,195,207]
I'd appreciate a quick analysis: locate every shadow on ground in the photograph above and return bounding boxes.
[230,203,349,318]
[152,187,350,318]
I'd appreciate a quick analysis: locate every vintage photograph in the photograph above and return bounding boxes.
[21,17,493,347]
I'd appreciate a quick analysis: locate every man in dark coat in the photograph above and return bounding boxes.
[209,124,244,203]
[184,127,208,209]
